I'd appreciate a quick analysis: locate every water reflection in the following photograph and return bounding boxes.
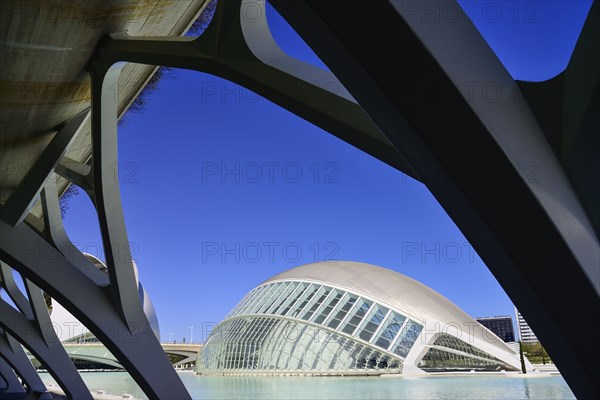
[40,372,575,400]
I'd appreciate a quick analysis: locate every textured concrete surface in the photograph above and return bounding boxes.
[0,0,208,207]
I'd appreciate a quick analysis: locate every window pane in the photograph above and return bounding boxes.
[392,320,423,358]
[356,305,388,342]
[290,284,320,318]
[340,298,371,335]
[374,312,406,350]
[257,283,285,313]
[277,282,307,315]
[313,290,343,324]
[267,282,296,314]
[247,284,276,314]
[302,286,331,321]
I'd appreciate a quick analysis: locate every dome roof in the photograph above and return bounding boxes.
[263,261,514,357]
[264,261,471,326]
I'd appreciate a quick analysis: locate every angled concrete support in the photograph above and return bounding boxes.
[0,357,25,396]
[0,330,50,399]
[38,184,109,288]
[54,157,93,196]
[88,64,149,331]
[0,301,90,399]
[2,184,188,398]
[0,48,189,400]
[0,266,91,399]
[0,262,32,318]
[268,1,599,398]
[1,28,189,400]
[90,0,416,180]
[2,180,189,398]
[0,111,89,227]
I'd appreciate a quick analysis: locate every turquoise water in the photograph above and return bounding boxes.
[40,372,576,400]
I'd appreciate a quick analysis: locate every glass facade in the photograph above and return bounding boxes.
[198,316,401,374]
[417,334,518,372]
[199,280,425,375]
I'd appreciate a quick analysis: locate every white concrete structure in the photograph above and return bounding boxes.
[48,253,160,343]
[198,261,524,375]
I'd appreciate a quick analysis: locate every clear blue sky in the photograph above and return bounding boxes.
[62,1,592,343]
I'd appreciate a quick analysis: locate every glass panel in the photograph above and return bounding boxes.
[231,287,259,317]
[327,293,356,329]
[354,346,372,369]
[289,284,320,318]
[257,282,286,313]
[340,298,371,335]
[301,286,331,321]
[267,282,296,314]
[312,289,342,325]
[247,284,276,314]
[226,288,255,318]
[417,346,513,372]
[392,320,423,358]
[276,282,307,315]
[374,311,406,350]
[356,304,388,342]
[200,315,406,374]
[432,333,505,361]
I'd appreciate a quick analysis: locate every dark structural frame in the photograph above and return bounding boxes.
[0,1,597,399]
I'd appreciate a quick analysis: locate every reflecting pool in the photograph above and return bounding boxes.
[40,372,575,400]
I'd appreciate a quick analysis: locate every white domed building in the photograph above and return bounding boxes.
[197,261,525,375]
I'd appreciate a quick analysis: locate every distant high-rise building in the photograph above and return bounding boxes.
[515,308,539,343]
[476,316,515,343]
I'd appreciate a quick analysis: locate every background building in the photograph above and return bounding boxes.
[476,316,515,343]
[515,308,539,343]
[197,262,525,376]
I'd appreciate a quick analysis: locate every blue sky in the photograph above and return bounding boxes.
[62,1,592,343]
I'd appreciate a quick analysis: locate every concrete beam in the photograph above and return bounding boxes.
[0,330,51,399]
[0,112,89,226]
[0,284,91,399]
[89,0,416,181]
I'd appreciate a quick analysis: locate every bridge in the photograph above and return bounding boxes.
[1,1,598,399]
[26,343,201,371]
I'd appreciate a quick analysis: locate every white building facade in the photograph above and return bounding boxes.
[197,262,524,375]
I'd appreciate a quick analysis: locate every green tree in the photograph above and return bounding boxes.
[519,341,527,373]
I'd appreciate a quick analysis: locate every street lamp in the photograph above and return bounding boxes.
[188,325,194,344]
[169,332,174,343]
